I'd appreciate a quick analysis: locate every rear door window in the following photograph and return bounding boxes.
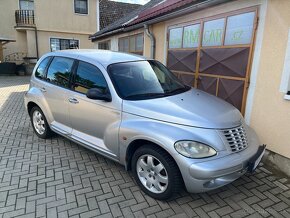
[46,57,74,88]
[73,61,108,95]
[35,57,51,80]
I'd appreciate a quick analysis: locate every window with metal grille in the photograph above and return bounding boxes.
[98,40,110,50]
[74,0,88,14]
[119,34,143,55]
[50,38,79,52]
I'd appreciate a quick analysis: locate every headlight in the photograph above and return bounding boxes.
[174,141,217,158]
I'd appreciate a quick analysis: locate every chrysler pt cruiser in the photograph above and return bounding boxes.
[24,50,265,200]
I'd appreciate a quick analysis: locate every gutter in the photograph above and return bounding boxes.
[144,24,156,59]
[91,0,231,41]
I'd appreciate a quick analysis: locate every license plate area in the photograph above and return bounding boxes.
[248,144,266,173]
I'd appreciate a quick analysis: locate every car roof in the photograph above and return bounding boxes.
[47,49,149,68]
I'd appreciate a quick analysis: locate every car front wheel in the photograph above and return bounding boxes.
[132,145,182,200]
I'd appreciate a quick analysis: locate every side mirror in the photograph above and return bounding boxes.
[86,88,112,102]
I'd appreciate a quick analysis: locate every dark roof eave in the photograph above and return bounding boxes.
[91,0,232,41]
[90,27,125,41]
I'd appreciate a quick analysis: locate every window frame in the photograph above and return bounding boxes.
[118,34,144,55]
[167,9,257,50]
[44,56,77,90]
[19,0,34,10]
[71,60,110,96]
[74,0,89,15]
[34,56,52,80]
[98,40,111,50]
[50,38,80,52]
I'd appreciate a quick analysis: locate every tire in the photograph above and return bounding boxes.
[30,106,53,139]
[131,145,183,200]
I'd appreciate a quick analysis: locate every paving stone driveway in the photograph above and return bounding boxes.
[0,76,290,218]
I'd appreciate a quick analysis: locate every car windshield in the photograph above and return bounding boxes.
[107,60,191,100]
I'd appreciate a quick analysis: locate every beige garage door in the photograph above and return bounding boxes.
[167,7,258,114]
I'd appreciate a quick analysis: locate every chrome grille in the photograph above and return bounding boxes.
[222,125,248,153]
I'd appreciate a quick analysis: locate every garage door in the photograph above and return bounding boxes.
[167,8,258,114]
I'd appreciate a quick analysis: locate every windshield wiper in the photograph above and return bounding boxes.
[165,86,191,95]
[125,93,166,100]
[125,87,191,100]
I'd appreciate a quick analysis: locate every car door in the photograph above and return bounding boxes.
[68,61,121,160]
[41,56,75,135]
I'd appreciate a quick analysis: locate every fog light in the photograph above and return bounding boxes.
[204,179,216,188]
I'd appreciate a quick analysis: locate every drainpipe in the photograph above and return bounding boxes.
[144,24,155,59]
[34,27,39,59]
[97,0,100,32]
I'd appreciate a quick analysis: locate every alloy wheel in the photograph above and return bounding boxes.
[32,110,46,135]
[136,154,168,194]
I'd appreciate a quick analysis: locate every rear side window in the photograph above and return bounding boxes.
[35,57,51,79]
[46,57,74,88]
[73,61,108,95]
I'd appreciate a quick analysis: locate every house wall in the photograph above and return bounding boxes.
[0,0,97,61]
[37,31,94,56]
[250,0,290,159]
[0,0,26,61]
[143,22,166,63]
[34,0,97,34]
[97,28,145,53]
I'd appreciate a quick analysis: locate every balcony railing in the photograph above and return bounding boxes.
[15,10,35,27]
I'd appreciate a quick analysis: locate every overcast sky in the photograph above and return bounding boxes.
[111,0,150,5]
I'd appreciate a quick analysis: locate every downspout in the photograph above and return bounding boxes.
[97,0,100,32]
[34,27,39,59]
[144,24,155,59]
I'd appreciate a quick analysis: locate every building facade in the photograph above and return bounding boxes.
[91,0,290,175]
[0,0,98,65]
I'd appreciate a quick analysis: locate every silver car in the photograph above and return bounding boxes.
[24,50,265,200]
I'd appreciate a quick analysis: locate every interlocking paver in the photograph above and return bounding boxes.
[0,76,290,217]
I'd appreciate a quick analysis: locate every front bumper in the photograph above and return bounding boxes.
[179,127,263,193]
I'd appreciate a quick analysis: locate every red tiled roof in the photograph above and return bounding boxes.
[129,0,197,25]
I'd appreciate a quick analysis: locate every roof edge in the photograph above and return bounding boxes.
[91,0,232,41]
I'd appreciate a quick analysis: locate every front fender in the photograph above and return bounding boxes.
[119,113,227,168]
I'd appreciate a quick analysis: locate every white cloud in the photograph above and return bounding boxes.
[109,0,150,5]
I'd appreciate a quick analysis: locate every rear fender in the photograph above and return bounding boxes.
[25,86,54,124]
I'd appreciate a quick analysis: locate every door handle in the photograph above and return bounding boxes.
[68,97,79,104]
[40,87,46,92]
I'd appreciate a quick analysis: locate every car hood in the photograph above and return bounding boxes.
[122,89,242,129]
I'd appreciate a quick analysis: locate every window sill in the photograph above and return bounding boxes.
[284,94,290,101]
[74,13,88,16]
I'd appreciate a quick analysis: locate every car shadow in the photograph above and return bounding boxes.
[0,76,30,89]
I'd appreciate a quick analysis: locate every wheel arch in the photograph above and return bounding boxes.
[125,139,181,176]
[27,101,40,115]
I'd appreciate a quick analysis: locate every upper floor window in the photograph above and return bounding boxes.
[50,38,79,52]
[98,40,111,50]
[74,0,88,14]
[35,57,51,80]
[46,57,74,88]
[73,61,108,95]
[119,34,143,55]
[19,0,34,10]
